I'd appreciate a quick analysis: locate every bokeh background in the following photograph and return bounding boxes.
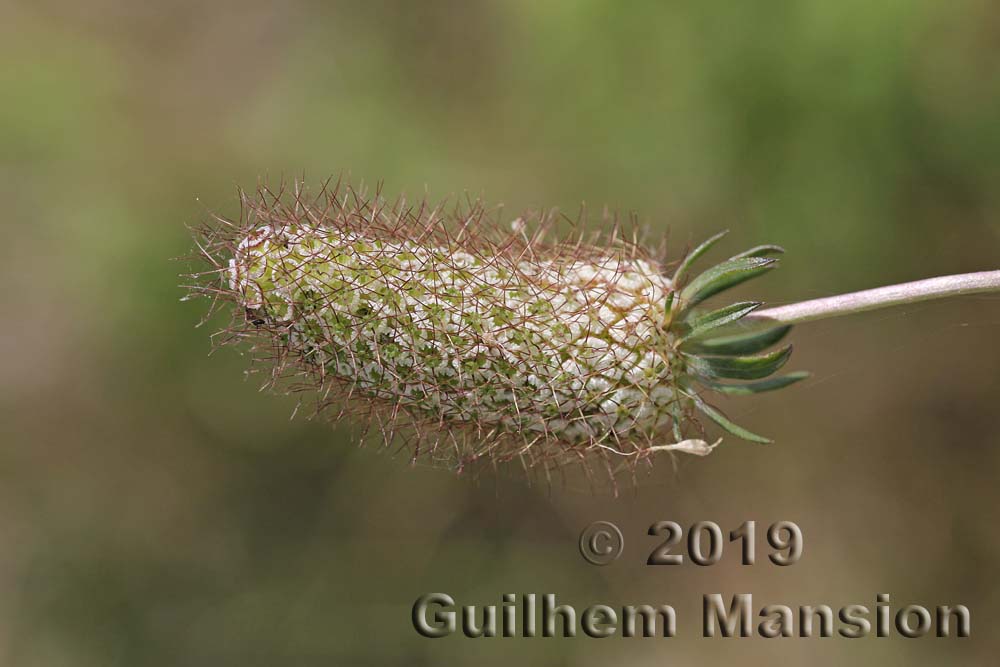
[2,0,999,664]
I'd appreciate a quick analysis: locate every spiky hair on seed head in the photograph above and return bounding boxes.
[184,180,808,486]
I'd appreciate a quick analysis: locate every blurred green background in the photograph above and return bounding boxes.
[2,0,999,664]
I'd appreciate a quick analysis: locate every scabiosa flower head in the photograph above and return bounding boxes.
[187,182,806,481]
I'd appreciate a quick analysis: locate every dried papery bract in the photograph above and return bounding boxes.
[185,182,804,485]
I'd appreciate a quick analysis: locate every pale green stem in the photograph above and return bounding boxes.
[745,270,1000,327]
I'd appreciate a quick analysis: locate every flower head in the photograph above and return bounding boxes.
[187,182,806,479]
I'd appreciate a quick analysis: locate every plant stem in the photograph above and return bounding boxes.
[745,270,1000,327]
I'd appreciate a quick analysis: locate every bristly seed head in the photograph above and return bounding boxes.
[186,181,807,482]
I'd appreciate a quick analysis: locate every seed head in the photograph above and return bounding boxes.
[186,182,807,481]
